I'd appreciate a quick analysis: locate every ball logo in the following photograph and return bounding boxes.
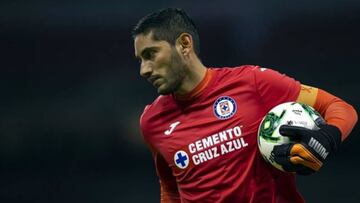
[213,96,237,120]
[174,150,189,169]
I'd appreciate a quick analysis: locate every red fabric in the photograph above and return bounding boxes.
[140,65,304,203]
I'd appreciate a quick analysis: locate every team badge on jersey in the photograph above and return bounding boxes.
[174,150,189,169]
[213,96,237,119]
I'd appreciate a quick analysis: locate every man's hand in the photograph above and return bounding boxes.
[272,124,342,175]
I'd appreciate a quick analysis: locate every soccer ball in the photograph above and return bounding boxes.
[257,102,325,171]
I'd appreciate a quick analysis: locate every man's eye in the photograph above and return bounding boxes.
[145,51,156,60]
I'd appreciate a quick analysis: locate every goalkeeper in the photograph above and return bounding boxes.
[132,8,357,203]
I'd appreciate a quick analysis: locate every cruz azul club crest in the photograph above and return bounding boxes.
[213,96,237,120]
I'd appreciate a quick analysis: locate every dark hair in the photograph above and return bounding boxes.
[132,8,200,55]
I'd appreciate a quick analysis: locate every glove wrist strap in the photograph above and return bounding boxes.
[319,124,342,152]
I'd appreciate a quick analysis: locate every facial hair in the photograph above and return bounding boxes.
[157,49,187,95]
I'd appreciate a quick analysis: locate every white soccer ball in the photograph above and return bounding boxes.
[257,102,325,171]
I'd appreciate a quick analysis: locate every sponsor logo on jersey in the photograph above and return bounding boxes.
[174,150,189,169]
[173,125,249,169]
[213,96,237,120]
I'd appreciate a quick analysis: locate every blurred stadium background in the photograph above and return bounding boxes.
[1,0,359,202]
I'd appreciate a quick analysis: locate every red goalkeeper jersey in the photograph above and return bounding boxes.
[140,65,304,203]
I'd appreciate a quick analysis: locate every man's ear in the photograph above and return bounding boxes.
[176,33,193,56]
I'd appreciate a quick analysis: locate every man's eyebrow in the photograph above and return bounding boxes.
[136,46,158,58]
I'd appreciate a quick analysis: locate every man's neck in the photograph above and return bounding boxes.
[174,58,207,96]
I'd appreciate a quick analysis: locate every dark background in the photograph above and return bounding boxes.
[1,0,359,202]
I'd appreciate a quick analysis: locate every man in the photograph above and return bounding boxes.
[132,8,357,203]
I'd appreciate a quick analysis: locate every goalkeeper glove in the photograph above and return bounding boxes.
[272,124,342,175]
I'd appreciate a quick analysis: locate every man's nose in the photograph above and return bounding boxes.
[140,61,153,78]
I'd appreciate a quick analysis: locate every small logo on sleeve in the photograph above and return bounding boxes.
[213,96,237,120]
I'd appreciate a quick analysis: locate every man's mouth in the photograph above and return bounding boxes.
[153,78,162,87]
[148,76,162,87]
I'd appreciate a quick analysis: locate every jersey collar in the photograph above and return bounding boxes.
[172,68,214,101]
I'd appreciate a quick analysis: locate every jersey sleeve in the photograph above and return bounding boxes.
[296,85,358,140]
[153,151,181,203]
[252,67,301,112]
[143,145,180,202]
[140,106,180,203]
[142,143,181,203]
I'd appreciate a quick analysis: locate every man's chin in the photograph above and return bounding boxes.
[157,85,174,95]
[157,89,172,95]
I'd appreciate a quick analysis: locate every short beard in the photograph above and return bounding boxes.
[157,50,186,95]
